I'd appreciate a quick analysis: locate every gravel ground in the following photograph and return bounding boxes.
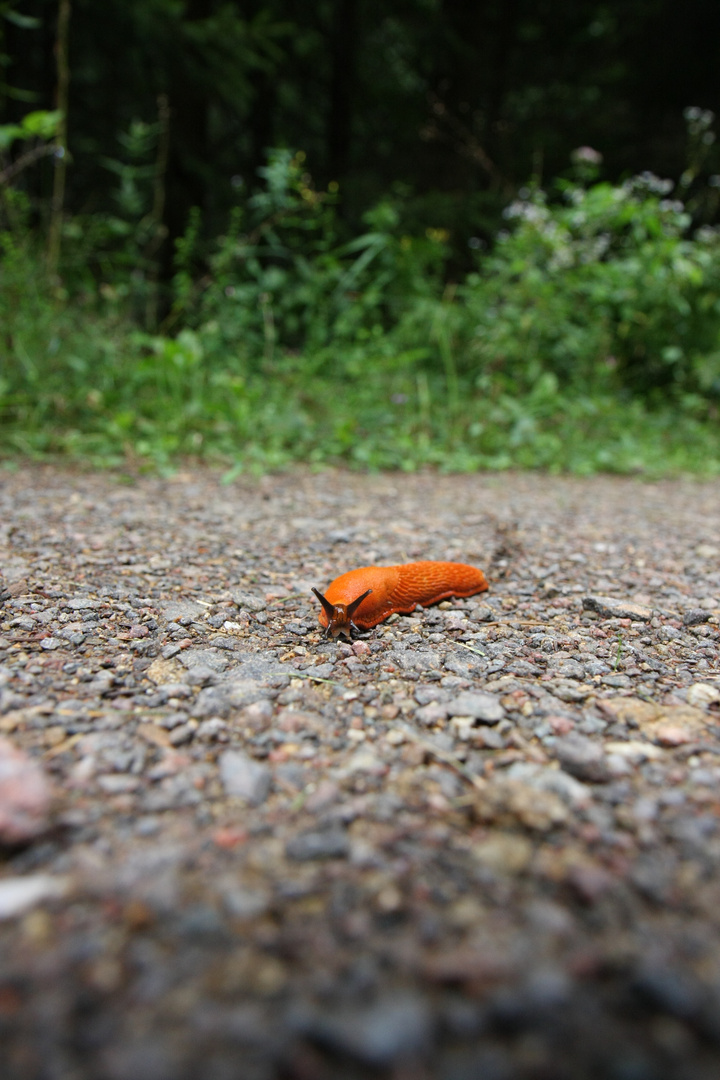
[1,465,720,1080]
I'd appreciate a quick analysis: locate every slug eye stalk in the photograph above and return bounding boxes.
[312,586,373,640]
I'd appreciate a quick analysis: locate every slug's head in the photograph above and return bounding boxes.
[312,586,372,640]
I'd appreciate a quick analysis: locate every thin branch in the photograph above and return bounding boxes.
[0,143,56,187]
[47,0,71,278]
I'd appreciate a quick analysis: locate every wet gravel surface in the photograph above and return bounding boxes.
[1,465,720,1080]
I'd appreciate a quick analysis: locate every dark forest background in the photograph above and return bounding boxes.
[2,0,720,473]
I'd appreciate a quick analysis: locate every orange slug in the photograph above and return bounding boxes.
[312,561,489,639]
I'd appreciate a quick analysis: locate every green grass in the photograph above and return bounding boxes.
[2,304,719,476]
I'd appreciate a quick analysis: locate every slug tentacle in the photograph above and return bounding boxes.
[311,586,373,639]
[311,587,336,628]
[346,588,374,623]
[313,561,488,637]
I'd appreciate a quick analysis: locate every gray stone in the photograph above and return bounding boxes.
[219,750,271,804]
[415,701,450,726]
[414,685,448,706]
[168,723,196,746]
[548,658,586,680]
[683,609,710,627]
[191,676,269,718]
[240,698,274,727]
[548,679,594,703]
[286,828,349,861]
[584,660,611,676]
[601,674,633,688]
[508,660,543,676]
[226,678,274,707]
[446,691,505,724]
[444,654,483,678]
[159,600,207,622]
[179,648,230,672]
[390,649,442,672]
[306,663,335,680]
[221,886,270,919]
[583,595,652,621]
[553,732,611,782]
[476,727,505,749]
[506,762,591,807]
[275,762,307,790]
[195,718,229,741]
[470,602,495,623]
[210,634,243,651]
[632,964,705,1021]
[184,664,220,686]
[97,773,142,794]
[300,992,433,1067]
[191,687,231,718]
[155,711,189,730]
[224,654,291,681]
[152,683,191,703]
[230,591,267,612]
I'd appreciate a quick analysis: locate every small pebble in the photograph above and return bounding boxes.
[219,750,271,805]
[446,691,505,724]
[195,718,229,741]
[686,682,720,708]
[0,875,70,919]
[683,609,710,627]
[230,591,267,612]
[97,774,141,794]
[654,724,692,747]
[553,732,611,782]
[0,737,53,844]
[300,993,433,1067]
[472,832,533,874]
[286,828,349,861]
[583,595,652,620]
[168,722,196,746]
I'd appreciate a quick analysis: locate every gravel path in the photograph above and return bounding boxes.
[1,466,720,1080]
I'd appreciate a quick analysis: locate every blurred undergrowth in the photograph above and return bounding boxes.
[1,110,720,475]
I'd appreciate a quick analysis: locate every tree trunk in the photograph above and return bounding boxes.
[326,0,358,183]
[47,0,71,278]
[161,0,212,281]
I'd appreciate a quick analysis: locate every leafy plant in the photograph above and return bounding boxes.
[0,108,62,151]
[460,167,720,402]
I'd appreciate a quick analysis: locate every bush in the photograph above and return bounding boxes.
[461,174,720,402]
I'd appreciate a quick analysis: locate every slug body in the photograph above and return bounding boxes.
[313,561,488,639]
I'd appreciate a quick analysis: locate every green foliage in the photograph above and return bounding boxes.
[171,149,450,374]
[0,108,61,150]
[2,144,720,476]
[460,172,720,401]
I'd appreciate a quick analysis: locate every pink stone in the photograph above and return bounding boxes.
[654,724,692,747]
[568,863,615,903]
[0,737,52,844]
